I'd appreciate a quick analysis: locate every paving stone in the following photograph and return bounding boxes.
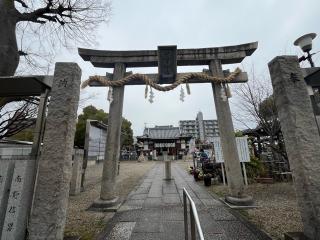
[133,222,163,233]
[198,211,225,234]
[143,198,163,208]
[163,193,179,198]
[197,192,213,199]
[191,198,205,207]
[118,205,142,211]
[163,187,178,194]
[101,163,268,240]
[134,187,149,194]
[148,190,162,198]
[139,209,162,222]
[124,200,145,207]
[163,195,181,205]
[201,198,222,207]
[208,207,237,221]
[162,207,184,221]
[113,209,142,222]
[129,194,148,200]
[139,183,152,189]
[142,179,153,183]
[162,221,184,240]
[129,232,162,240]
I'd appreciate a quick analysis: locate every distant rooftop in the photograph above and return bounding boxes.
[154,125,174,129]
[143,126,180,139]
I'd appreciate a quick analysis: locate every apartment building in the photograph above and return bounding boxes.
[179,112,219,141]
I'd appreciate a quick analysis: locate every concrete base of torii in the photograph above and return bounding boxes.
[225,195,254,207]
[89,197,122,212]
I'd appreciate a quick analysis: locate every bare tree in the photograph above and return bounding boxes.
[0,0,111,76]
[0,0,110,139]
[0,100,38,139]
[233,67,288,172]
[233,68,279,136]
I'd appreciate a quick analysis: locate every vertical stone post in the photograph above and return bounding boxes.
[268,56,320,239]
[28,62,81,240]
[30,88,49,159]
[81,120,91,191]
[94,63,125,208]
[70,149,84,196]
[210,60,250,203]
[163,151,172,180]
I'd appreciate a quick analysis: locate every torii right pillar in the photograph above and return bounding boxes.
[210,60,253,205]
[269,56,320,240]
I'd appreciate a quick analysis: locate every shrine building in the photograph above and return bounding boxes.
[136,125,192,159]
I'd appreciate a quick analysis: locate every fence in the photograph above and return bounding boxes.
[183,188,204,240]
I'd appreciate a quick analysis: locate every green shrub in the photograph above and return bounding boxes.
[246,156,266,179]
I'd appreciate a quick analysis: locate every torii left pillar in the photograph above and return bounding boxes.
[91,63,126,210]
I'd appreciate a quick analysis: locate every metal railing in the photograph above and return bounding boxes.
[183,188,204,240]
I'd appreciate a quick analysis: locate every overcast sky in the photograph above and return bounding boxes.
[54,0,320,136]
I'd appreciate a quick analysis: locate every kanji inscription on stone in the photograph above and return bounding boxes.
[0,161,14,236]
[1,160,35,240]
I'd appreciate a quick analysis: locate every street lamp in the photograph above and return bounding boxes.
[294,33,317,67]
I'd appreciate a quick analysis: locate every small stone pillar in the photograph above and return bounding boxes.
[137,152,145,162]
[28,62,81,240]
[70,149,84,196]
[93,63,125,210]
[153,150,157,160]
[210,60,251,204]
[163,151,172,180]
[268,56,320,239]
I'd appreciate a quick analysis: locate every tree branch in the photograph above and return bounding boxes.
[18,1,79,24]
[15,0,29,8]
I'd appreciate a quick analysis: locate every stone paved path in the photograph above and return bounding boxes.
[99,162,270,240]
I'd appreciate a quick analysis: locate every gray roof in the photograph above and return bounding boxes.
[305,68,320,87]
[143,126,181,139]
[88,120,108,131]
[0,76,52,97]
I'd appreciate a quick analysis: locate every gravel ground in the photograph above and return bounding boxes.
[179,160,303,240]
[208,183,303,240]
[64,160,155,239]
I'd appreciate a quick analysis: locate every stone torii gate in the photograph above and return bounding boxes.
[78,42,258,209]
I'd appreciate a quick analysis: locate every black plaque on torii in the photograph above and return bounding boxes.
[158,46,177,84]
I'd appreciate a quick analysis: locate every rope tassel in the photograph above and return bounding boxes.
[149,87,155,103]
[220,84,227,102]
[145,85,148,99]
[180,86,185,102]
[107,87,114,103]
[186,82,191,95]
[226,84,232,98]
